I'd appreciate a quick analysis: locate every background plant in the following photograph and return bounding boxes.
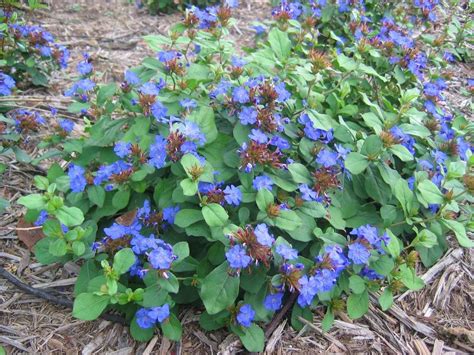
[14,0,473,352]
[0,0,69,87]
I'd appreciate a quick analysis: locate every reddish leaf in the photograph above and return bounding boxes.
[17,218,44,250]
[115,209,138,226]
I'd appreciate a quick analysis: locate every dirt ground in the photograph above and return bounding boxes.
[1,0,473,353]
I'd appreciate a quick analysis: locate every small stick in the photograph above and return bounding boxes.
[0,265,127,325]
[264,292,297,338]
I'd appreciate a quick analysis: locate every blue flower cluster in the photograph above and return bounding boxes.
[135,304,170,328]
[9,24,69,69]
[0,72,16,96]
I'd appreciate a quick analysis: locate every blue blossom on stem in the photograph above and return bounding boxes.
[348,242,371,264]
[233,86,249,104]
[254,223,275,247]
[236,304,255,327]
[114,142,132,158]
[253,175,273,191]
[68,164,87,193]
[239,107,257,125]
[223,185,242,206]
[0,72,16,96]
[264,292,283,311]
[275,243,298,260]
[226,244,251,269]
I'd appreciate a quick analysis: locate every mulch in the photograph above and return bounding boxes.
[1,0,473,353]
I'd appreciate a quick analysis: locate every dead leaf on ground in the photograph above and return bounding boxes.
[17,217,44,250]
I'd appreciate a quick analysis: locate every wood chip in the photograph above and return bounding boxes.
[16,218,44,250]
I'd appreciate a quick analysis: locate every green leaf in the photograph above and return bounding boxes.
[411,229,438,248]
[390,144,414,162]
[130,316,154,341]
[72,293,109,320]
[417,180,444,207]
[275,210,302,231]
[75,260,99,296]
[349,275,366,294]
[180,178,198,196]
[87,185,106,208]
[393,179,414,217]
[172,242,190,263]
[112,189,131,210]
[202,203,228,227]
[370,255,395,276]
[399,264,424,290]
[49,238,67,257]
[188,106,218,144]
[17,194,46,210]
[440,219,474,248]
[379,288,393,311]
[200,262,239,314]
[299,201,326,218]
[238,324,265,352]
[161,313,182,341]
[321,308,335,332]
[200,310,230,331]
[113,248,136,275]
[337,54,357,71]
[256,188,273,211]
[344,153,369,175]
[34,176,49,190]
[288,163,312,184]
[268,28,291,59]
[55,206,84,227]
[361,135,383,157]
[72,241,86,256]
[97,83,117,106]
[347,290,369,319]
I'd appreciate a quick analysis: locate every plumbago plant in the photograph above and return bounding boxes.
[16,0,473,351]
[0,0,69,87]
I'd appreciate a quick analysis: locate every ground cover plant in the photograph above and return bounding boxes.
[4,0,473,352]
[0,0,69,87]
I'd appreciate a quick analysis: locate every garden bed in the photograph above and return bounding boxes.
[1,0,473,353]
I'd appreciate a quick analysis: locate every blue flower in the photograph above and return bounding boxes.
[299,184,318,201]
[275,243,298,260]
[59,119,74,133]
[226,244,251,269]
[231,56,246,67]
[124,70,141,86]
[316,149,338,168]
[270,136,290,150]
[254,223,275,247]
[149,304,170,323]
[158,50,179,62]
[249,129,268,144]
[0,72,15,96]
[114,142,132,158]
[236,304,255,327]
[163,206,180,224]
[348,242,371,264]
[136,308,156,329]
[297,275,318,307]
[148,244,176,270]
[151,101,168,121]
[76,61,93,76]
[233,86,249,104]
[180,98,197,110]
[224,185,242,206]
[264,293,283,311]
[253,175,273,191]
[140,82,161,96]
[34,210,49,226]
[149,135,167,169]
[239,107,257,125]
[68,164,87,193]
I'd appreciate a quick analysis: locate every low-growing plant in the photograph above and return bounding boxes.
[0,0,69,87]
[134,0,221,14]
[15,0,473,351]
